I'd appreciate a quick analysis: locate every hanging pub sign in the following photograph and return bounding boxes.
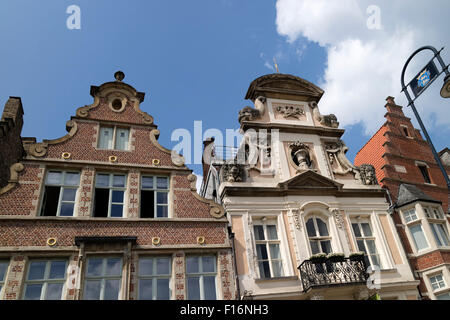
[408,59,439,98]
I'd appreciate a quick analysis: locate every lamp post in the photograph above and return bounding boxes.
[400,45,450,190]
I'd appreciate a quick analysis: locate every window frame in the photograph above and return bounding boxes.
[0,260,9,297]
[140,175,170,218]
[305,216,332,255]
[429,273,446,292]
[22,259,68,300]
[186,255,218,300]
[350,219,382,268]
[253,219,285,279]
[430,222,450,247]
[137,256,172,300]
[98,126,130,151]
[417,164,431,183]
[82,256,123,300]
[93,173,127,218]
[40,170,81,217]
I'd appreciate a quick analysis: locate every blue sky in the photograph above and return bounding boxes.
[0,0,448,178]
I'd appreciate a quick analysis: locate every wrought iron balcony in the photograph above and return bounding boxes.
[298,257,368,292]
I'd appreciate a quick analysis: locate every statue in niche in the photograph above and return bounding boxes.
[289,142,312,170]
[309,101,339,128]
[358,164,378,185]
[325,140,358,176]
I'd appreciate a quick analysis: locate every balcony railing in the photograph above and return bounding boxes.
[298,257,368,292]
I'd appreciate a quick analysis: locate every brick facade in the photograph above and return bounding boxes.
[0,73,236,300]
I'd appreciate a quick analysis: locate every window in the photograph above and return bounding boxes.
[418,165,431,183]
[429,274,445,291]
[93,173,126,218]
[138,257,171,300]
[140,176,169,218]
[253,222,284,278]
[186,256,217,300]
[401,126,410,137]
[41,171,80,216]
[403,209,418,223]
[83,257,122,300]
[429,207,444,219]
[430,223,450,247]
[403,208,429,252]
[306,216,332,255]
[0,261,9,296]
[98,126,129,151]
[23,260,67,300]
[436,292,450,300]
[351,221,381,268]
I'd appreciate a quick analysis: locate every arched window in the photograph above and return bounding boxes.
[306,216,332,255]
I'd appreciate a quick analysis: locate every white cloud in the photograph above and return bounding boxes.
[276,0,450,135]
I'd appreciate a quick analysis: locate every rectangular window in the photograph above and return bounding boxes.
[409,224,428,251]
[418,165,431,183]
[186,256,217,300]
[140,176,169,218]
[83,257,122,300]
[436,292,450,300]
[403,209,418,223]
[93,173,126,218]
[0,261,9,295]
[138,257,171,300]
[429,274,446,291]
[254,222,284,278]
[41,171,80,217]
[98,126,129,151]
[430,223,450,247]
[351,221,381,268]
[23,260,67,300]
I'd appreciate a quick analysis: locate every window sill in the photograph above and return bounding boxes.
[254,276,298,283]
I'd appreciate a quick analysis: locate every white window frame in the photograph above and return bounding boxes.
[98,126,130,151]
[429,273,446,292]
[253,219,285,279]
[402,208,430,253]
[22,259,68,300]
[429,222,450,247]
[41,170,80,217]
[83,256,123,300]
[137,256,172,300]
[305,215,332,255]
[350,219,382,268]
[186,255,218,300]
[93,173,127,218]
[0,260,9,298]
[140,176,169,218]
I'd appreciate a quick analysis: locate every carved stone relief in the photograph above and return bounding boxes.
[274,104,305,119]
[358,164,378,185]
[289,142,313,171]
[330,208,344,229]
[309,101,339,128]
[238,96,266,124]
[219,161,245,182]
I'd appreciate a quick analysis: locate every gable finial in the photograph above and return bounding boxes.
[273,57,279,73]
[114,71,125,82]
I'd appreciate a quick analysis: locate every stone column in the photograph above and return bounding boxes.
[78,167,95,217]
[173,251,185,300]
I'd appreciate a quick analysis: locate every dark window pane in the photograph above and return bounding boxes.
[93,188,109,217]
[142,177,154,189]
[28,261,46,280]
[24,284,42,300]
[156,206,168,218]
[59,203,75,216]
[156,278,170,300]
[258,261,271,278]
[361,223,372,237]
[139,258,153,276]
[113,175,126,187]
[0,262,8,281]
[352,223,361,237]
[320,240,332,254]
[112,190,124,203]
[95,174,110,187]
[186,257,199,274]
[45,283,63,300]
[138,279,153,300]
[157,192,168,204]
[203,276,216,300]
[419,166,431,183]
[62,188,77,201]
[104,279,120,300]
[156,258,170,275]
[156,177,168,189]
[187,277,200,300]
[105,258,122,276]
[49,261,66,279]
[46,171,62,185]
[202,257,215,273]
[266,225,278,240]
[65,172,80,186]
[256,244,268,260]
[306,219,316,237]
[84,280,101,300]
[140,190,155,218]
[317,219,329,236]
[41,186,60,216]
[253,225,265,240]
[111,204,123,217]
[86,258,103,277]
[357,240,367,253]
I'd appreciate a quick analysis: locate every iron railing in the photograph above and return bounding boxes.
[298,257,368,292]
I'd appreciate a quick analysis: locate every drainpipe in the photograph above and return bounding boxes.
[228,226,241,300]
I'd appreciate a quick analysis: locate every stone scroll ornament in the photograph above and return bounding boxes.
[289,142,313,170]
[309,101,339,128]
[275,105,305,119]
[238,96,266,124]
[325,140,360,178]
[358,164,378,185]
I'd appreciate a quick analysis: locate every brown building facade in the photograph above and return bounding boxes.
[355,96,450,300]
[0,72,236,300]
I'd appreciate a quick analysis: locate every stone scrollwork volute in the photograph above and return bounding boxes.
[309,101,339,128]
[330,208,343,229]
[186,174,225,219]
[358,164,378,185]
[293,209,304,230]
[325,140,360,179]
[238,96,266,124]
[28,142,48,157]
[289,142,313,171]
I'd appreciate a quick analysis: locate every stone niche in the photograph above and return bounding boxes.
[283,141,319,176]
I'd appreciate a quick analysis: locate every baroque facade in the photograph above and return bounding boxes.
[355,96,450,300]
[201,73,419,300]
[0,72,236,300]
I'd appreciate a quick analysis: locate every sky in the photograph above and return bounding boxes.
[0,1,449,190]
